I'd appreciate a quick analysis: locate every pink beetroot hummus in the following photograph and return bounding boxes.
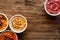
[46,0,60,14]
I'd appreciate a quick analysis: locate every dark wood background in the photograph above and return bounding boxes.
[0,0,60,40]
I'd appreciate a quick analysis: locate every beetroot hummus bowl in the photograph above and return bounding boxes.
[44,0,60,16]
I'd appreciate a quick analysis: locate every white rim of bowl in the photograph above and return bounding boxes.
[9,14,28,33]
[0,13,8,32]
[44,0,60,16]
[0,30,18,40]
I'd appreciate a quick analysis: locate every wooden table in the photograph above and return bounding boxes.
[0,0,60,40]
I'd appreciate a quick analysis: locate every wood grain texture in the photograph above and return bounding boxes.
[0,0,60,40]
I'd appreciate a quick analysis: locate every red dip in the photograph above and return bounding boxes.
[46,0,60,14]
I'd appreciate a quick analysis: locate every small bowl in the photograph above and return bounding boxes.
[44,0,60,16]
[0,30,18,40]
[0,13,8,32]
[9,14,28,33]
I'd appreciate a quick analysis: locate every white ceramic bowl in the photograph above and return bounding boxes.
[9,14,28,33]
[44,0,60,16]
[0,13,8,32]
[1,30,18,40]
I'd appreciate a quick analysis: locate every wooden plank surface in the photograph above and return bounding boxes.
[0,0,60,40]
